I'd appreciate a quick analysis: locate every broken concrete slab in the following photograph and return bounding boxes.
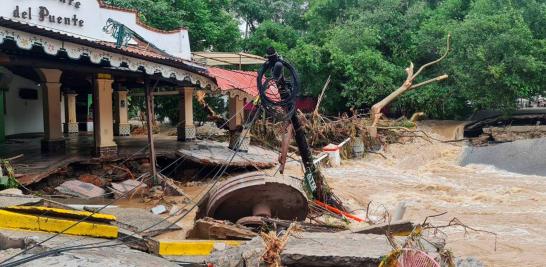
[100,207,181,237]
[55,180,106,199]
[0,195,43,208]
[176,140,278,169]
[0,228,179,267]
[281,233,396,267]
[187,217,257,240]
[110,179,147,199]
[483,125,546,143]
[460,137,546,176]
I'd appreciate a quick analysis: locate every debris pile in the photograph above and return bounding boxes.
[253,112,436,161]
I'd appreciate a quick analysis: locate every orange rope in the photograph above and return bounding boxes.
[314,200,365,223]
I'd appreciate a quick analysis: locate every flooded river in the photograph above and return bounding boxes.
[323,139,546,267]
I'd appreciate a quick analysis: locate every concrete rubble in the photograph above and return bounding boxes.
[55,180,106,199]
[281,233,398,267]
[110,179,148,199]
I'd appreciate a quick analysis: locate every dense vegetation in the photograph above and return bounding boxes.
[106,0,545,120]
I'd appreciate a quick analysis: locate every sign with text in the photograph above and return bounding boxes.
[13,0,85,27]
[0,0,192,59]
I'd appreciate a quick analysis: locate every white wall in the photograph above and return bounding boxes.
[1,0,192,59]
[4,75,45,136]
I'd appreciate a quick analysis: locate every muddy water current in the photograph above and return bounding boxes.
[321,140,546,266]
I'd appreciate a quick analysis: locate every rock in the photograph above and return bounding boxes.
[55,180,106,199]
[111,180,148,199]
[281,233,396,267]
[0,188,23,195]
[151,205,167,215]
[78,174,106,187]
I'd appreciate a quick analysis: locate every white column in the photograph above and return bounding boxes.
[228,95,250,152]
[94,74,117,157]
[40,69,65,153]
[113,89,130,136]
[177,87,196,141]
[63,92,79,134]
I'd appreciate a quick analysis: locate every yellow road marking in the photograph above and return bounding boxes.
[0,210,118,239]
[3,206,117,221]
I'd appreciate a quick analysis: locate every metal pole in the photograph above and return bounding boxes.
[145,79,159,185]
[290,111,323,199]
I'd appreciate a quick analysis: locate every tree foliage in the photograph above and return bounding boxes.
[236,0,545,119]
[107,0,545,120]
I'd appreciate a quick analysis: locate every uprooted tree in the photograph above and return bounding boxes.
[369,34,451,136]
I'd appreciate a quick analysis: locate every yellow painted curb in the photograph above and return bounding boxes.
[158,240,242,256]
[3,206,117,222]
[0,210,118,239]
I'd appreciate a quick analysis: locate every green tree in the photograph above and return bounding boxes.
[245,21,299,55]
[107,0,546,120]
[406,0,545,118]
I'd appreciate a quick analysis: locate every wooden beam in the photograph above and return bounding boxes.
[145,79,159,185]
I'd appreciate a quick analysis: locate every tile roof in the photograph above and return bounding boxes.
[206,67,259,98]
[0,17,261,97]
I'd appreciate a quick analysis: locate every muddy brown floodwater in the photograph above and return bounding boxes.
[319,139,546,267]
[150,125,544,266]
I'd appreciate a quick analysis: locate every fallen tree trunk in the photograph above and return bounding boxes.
[370,34,452,133]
